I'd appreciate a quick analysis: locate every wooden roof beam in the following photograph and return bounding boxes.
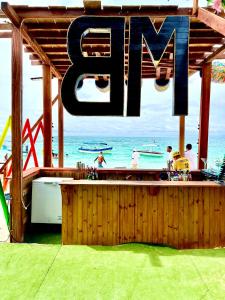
[31,37,225,46]
[192,0,199,16]
[198,7,225,37]
[24,45,215,54]
[0,23,11,30]
[0,31,11,38]
[1,2,62,79]
[83,0,101,12]
[203,43,225,63]
[8,6,193,19]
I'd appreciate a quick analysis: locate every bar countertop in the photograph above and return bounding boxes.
[60,179,223,187]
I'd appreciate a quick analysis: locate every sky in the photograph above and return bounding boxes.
[0,0,224,138]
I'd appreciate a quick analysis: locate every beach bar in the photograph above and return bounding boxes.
[0,1,225,248]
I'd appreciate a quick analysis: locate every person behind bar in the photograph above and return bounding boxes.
[94,151,106,168]
[166,145,173,161]
[184,144,197,170]
[166,145,173,169]
[172,151,190,172]
[131,150,139,169]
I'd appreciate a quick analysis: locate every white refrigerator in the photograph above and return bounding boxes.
[31,177,73,224]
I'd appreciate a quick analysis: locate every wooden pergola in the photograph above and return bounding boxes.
[1,1,225,242]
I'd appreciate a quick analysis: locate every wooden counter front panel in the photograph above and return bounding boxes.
[61,184,225,249]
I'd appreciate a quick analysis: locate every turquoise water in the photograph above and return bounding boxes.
[1,135,225,169]
[51,136,225,169]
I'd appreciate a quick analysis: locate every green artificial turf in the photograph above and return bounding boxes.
[0,241,224,300]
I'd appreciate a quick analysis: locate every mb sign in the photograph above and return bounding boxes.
[61,16,189,117]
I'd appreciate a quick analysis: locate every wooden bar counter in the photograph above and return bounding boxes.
[60,180,225,249]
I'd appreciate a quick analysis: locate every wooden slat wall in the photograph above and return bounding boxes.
[61,184,225,249]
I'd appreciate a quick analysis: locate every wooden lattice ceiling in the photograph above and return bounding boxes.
[1,1,225,79]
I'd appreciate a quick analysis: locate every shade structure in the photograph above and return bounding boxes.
[154,78,170,91]
[211,61,225,83]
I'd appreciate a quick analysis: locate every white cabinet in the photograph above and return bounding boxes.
[31,177,73,224]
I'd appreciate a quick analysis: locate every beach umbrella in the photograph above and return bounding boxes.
[211,61,225,83]
[154,78,170,92]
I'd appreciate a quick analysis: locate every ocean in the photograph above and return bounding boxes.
[1,135,225,170]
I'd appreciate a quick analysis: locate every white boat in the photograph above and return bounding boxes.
[135,143,164,157]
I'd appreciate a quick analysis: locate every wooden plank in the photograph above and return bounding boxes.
[0,32,11,38]
[135,186,143,242]
[67,186,73,244]
[198,62,211,169]
[204,44,225,63]
[58,79,64,167]
[1,3,62,78]
[97,185,103,244]
[107,186,113,244]
[183,187,189,248]
[77,185,83,244]
[193,187,199,248]
[167,187,174,246]
[192,0,198,15]
[123,186,129,243]
[142,186,148,243]
[83,0,101,12]
[119,186,125,243]
[198,8,225,37]
[72,186,78,244]
[101,184,107,244]
[188,188,194,248]
[179,116,185,156]
[9,6,192,18]
[87,184,93,244]
[82,186,88,244]
[178,187,184,248]
[152,188,158,244]
[92,185,98,244]
[173,187,179,248]
[60,179,222,187]
[214,187,220,247]
[157,187,164,245]
[163,187,169,246]
[209,187,215,248]
[43,64,52,167]
[220,188,225,245]
[11,26,23,243]
[112,185,119,245]
[0,23,12,30]
[203,187,210,248]
[198,187,204,248]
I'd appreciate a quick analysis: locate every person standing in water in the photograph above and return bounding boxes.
[94,151,106,168]
[131,150,139,169]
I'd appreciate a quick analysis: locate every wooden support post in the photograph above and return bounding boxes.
[179,116,185,156]
[11,26,23,242]
[192,0,198,15]
[198,62,212,169]
[58,79,64,167]
[43,64,52,167]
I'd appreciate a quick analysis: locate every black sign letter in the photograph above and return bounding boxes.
[61,16,125,116]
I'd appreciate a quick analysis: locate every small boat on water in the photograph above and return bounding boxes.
[78,142,113,154]
[135,143,164,157]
